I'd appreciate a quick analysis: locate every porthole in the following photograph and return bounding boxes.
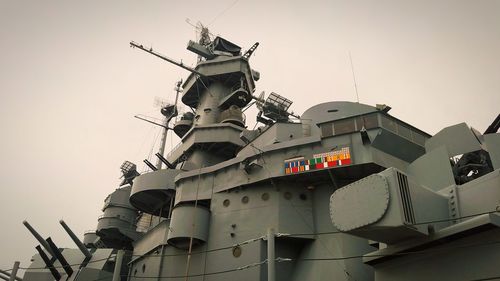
[223,199,230,207]
[142,264,146,273]
[261,193,270,201]
[299,193,307,201]
[284,192,292,200]
[232,246,242,258]
[241,196,249,204]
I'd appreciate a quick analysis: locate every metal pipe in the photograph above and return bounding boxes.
[59,220,92,259]
[8,262,19,281]
[155,79,182,170]
[156,152,175,169]
[484,114,500,134]
[130,41,206,77]
[157,245,165,281]
[156,120,169,170]
[46,238,73,277]
[0,270,22,281]
[22,221,55,257]
[112,250,125,281]
[267,228,275,281]
[35,245,61,281]
[134,115,168,129]
[143,159,158,171]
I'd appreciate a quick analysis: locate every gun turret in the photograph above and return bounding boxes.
[45,237,73,277]
[22,221,55,257]
[35,246,61,281]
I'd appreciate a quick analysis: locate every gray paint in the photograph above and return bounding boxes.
[425,122,482,157]
[330,120,500,280]
[13,31,499,281]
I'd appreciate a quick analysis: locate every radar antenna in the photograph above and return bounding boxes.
[154,80,183,169]
[185,19,215,45]
[119,161,140,186]
[185,19,215,62]
[255,92,299,125]
[134,80,183,170]
[255,91,265,111]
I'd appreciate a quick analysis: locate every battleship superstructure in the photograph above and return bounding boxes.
[8,32,500,281]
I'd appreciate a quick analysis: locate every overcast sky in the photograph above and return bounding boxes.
[0,0,499,272]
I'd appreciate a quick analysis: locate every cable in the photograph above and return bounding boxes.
[284,209,499,236]
[19,235,500,278]
[196,74,213,97]
[15,210,498,271]
[130,235,265,258]
[349,51,360,103]
[208,0,240,26]
[92,258,267,280]
[16,257,110,270]
[17,235,265,271]
[254,153,356,280]
[293,239,500,262]
[87,238,500,281]
[17,211,499,270]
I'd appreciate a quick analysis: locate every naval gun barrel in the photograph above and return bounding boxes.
[35,245,61,281]
[46,237,73,277]
[59,220,92,259]
[22,220,55,257]
[130,41,206,77]
[484,114,500,134]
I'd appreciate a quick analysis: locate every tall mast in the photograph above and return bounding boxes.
[155,80,182,169]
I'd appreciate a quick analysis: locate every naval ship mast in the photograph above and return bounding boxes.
[12,27,500,281]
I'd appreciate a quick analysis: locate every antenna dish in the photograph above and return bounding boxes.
[255,92,297,124]
[154,97,177,119]
[154,96,169,108]
[262,92,293,122]
[256,91,265,111]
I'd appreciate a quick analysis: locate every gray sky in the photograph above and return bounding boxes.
[0,0,499,271]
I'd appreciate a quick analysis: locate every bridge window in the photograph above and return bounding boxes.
[355,114,378,130]
[319,112,427,148]
[333,118,356,135]
[398,123,412,139]
[321,123,333,137]
[381,115,398,133]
